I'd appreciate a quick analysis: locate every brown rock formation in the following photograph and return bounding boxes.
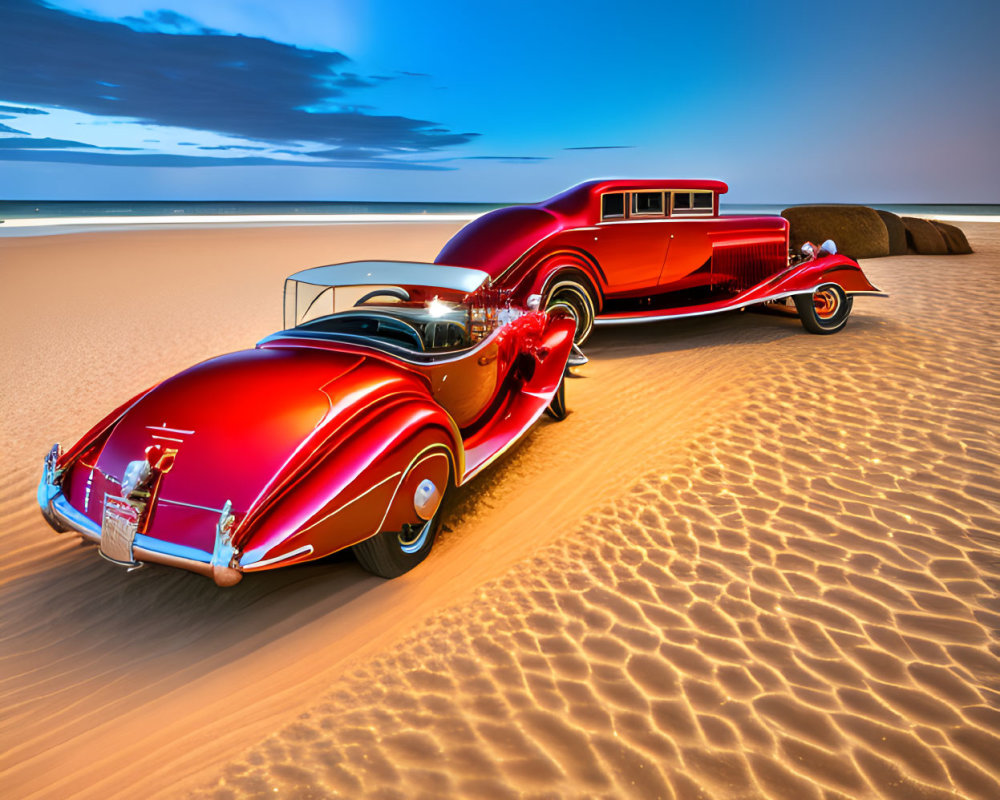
[901,217,948,255]
[931,221,973,254]
[781,205,890,259]
[875,209,908,255]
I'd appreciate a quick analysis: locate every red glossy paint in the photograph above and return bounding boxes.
[42,279,576,584]
[435,180,883,339]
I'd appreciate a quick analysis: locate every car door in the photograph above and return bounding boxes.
[588,191,670,294]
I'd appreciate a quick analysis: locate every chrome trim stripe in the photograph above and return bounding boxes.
[157,498,229,513]
[243,545,314,571]
[294,471,402,538]
[593,285,886,326]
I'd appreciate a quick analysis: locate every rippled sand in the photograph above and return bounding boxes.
[188,225,1000,799]
[2,223,999,799]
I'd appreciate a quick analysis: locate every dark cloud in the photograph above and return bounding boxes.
[399,71,430,78]
[0,148,453,170]
[0,122,28,133]
[563,145,635,150]
[120,9,220,35]
[0,0,477,158]
[0,103,47,114]
[331,72,376,89]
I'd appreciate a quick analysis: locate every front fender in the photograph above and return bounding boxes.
[237,394,461,572]
[765,254,883,298]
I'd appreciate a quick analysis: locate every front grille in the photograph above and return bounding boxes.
[712,242,787,291]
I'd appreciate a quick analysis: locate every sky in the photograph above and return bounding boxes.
[0,0,997,203]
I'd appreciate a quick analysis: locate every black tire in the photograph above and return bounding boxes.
[352,463,449,578]
[545,278,596,345]
[545,375,568,421]
[793,283,853,334]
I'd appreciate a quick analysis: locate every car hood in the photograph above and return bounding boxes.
[74,346,411,551]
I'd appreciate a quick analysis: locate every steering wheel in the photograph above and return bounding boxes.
[354,287,410,306]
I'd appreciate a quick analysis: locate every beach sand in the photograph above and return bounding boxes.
[1,222,998,799]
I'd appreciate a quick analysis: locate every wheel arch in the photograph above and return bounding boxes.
[236,396,463,570]
[525,248,605,311]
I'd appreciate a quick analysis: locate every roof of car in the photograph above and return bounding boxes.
[287,260,490,293]
[558,178,728,198]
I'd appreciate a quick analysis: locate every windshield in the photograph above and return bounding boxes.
[283,281,479,354]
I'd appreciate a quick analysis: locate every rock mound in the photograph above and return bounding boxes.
[781,205,889,259]
[901,217,948,255]
[931,221,973,254]
[874,209,908,255]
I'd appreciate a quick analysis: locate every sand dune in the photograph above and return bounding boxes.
[2,223,999,799]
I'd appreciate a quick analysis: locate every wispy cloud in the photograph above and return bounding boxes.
[0,0,477,168]
[0,103,47,115]
[0,123,28,134]
[461,155,549,163]
[563,145,635,150]
[0,136,100,149]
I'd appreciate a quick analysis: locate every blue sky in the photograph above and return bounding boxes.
[0,0,997,202]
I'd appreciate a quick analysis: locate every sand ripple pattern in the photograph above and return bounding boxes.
[196,250,1000,798]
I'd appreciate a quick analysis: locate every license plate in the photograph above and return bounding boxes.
[100,495,139,565]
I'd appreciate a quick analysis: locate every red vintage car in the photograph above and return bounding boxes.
[38,262,575,585]
[435,179,885,343]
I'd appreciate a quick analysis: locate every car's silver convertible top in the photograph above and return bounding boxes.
[283,260,492,332]
[287,260,490,293]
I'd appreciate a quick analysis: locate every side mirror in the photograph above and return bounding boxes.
[801,242,816,258]
[526,294,542,311]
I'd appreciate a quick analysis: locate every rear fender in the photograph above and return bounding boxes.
[57,384,157,472]
[237,396,461,571]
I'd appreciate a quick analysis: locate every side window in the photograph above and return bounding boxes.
[671,190,714,216]
[601,192,625,220]
[632,191,664,216]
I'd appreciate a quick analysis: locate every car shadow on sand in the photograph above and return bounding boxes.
[2,303,891,709]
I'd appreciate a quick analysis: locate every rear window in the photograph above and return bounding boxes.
[601,192,625,219]
[671,191,714,216]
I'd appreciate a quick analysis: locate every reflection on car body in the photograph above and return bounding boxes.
[435,179,885,343]
[39,261,576,585]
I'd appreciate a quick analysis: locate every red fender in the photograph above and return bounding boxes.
[732,254,883,307]
[238,397,461,570]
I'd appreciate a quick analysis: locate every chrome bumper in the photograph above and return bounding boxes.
[38,444,240,585]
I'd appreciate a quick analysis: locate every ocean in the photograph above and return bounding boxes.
[1,200,997,236]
